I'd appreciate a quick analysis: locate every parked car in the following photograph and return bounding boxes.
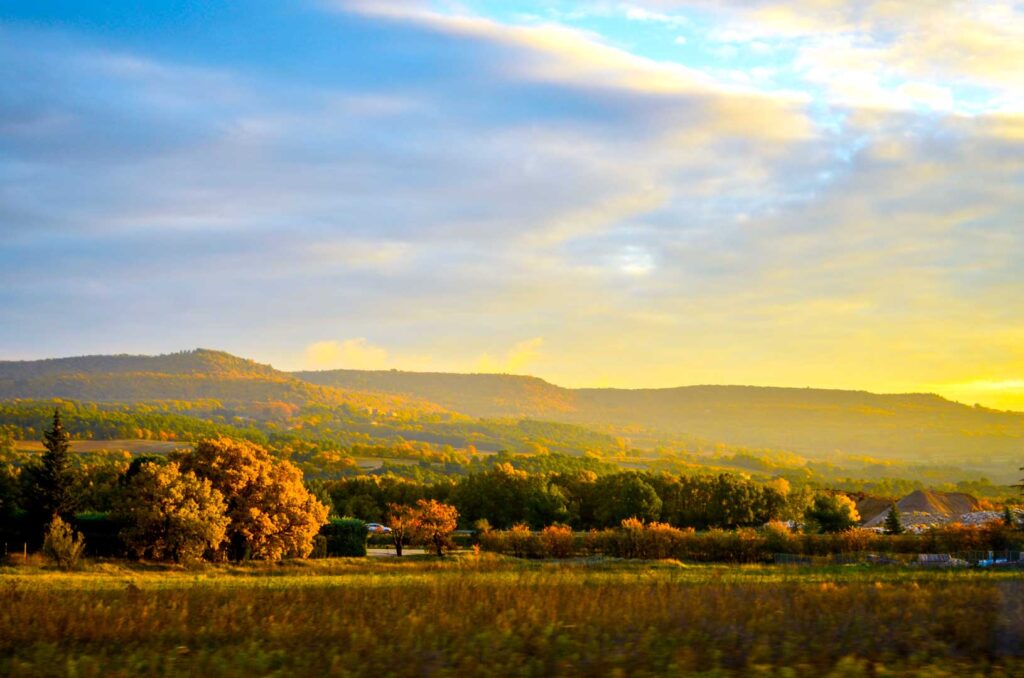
[365,523,392,534]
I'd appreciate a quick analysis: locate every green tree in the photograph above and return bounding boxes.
[1003,505,1016,528]
[0,464,19,522]
[883,503,904,535]
[113,461,229,563]
[452,464,568,528]
[175,437,329,560]
[593,473,662,527]
[804,494,860,534]
[23,408,77,528]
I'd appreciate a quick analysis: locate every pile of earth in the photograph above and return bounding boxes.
[861,490,983,529]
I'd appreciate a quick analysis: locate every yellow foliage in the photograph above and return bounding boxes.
[176,437,329,560]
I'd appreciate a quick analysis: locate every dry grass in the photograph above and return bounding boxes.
[2,555,1022,676]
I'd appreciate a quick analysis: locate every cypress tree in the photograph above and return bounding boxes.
[1004,505,1016,528]
[883,502,903,535]
[25,408,77,528]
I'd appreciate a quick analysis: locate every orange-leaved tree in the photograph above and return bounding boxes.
[174,437,329,560]
[411,499,459,557]
[386,503,417,557]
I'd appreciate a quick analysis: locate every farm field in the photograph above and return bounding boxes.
[2,556,1022,677]
[12,439,187,455]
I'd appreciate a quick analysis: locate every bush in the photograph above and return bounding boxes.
[320,519,368,557]
[310,535,328,559]
[42,516,85,570]
[539,524,574,558]
[72,513,124,557]
[477,521,1024,563]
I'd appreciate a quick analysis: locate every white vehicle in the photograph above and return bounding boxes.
[365,522,392,534]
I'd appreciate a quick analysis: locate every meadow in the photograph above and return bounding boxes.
[2,555,1023,677]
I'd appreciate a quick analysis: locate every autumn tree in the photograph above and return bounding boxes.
[113,461,229,562]
[411,499,459,557]
[883,503,904,535]
[386,503,416,557]
[804,494,860,534]
[23,408,77,530]
[175,437,329,560]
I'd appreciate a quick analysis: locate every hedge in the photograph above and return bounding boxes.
[319,518,369,557]
[479,520,1024,563]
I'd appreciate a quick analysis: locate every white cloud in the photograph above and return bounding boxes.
[474,337,545,373]
[304,339,390,369]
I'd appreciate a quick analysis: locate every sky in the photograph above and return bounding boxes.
[1,0,1023,409]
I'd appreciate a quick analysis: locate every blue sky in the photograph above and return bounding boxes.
[2,0,1023,408]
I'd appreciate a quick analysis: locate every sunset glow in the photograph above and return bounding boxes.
[2,1,1022,408]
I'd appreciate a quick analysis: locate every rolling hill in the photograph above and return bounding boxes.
[295,369,1024,472]
[0,349,449,416]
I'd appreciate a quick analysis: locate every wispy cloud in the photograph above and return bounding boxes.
[0,2,1022,408]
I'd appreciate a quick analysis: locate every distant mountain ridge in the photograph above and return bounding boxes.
[294,369,577,419]
[0,349,448,415]
[0,349,278,379]
[296,368,1024,468]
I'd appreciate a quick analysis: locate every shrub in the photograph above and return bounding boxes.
[762,521,798,555]
[72,513,123,557]
[42,516,85,570]
[320,519,368,557]
[539,524,574,558]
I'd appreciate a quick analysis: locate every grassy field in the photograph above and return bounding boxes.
[2,555,1023,676]
[13,439,187,455]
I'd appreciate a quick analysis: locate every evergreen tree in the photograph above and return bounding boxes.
[24,408,77,527]
[1004,505,1016,528]
[883,502,904,535]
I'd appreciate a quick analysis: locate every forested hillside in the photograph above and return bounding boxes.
[295,369,577,418]
[4,350,1022,486]
[0,349,448,416]
[297,369,1024,471]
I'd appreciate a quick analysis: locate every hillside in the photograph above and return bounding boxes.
[294,369,576,418]
[5,351,1023,480]
[296,369,1024,473]
[0,349,448,416]
[0,352,630,459]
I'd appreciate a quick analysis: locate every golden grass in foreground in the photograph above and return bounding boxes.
[2,555,1023,676]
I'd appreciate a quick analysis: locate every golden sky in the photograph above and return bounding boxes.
[2,1,1022,410]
